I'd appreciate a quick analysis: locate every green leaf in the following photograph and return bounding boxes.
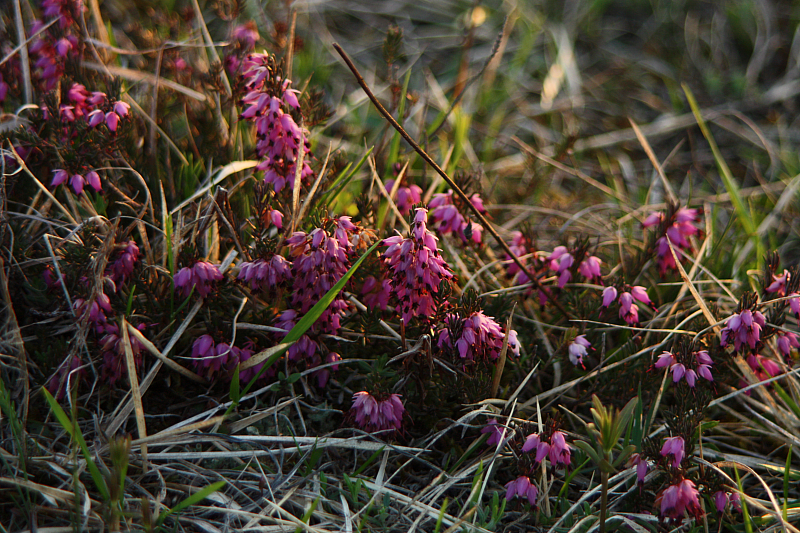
[156,480,226,526]
[353,445,386,476]
[322,146,374,207]
[230,364,240,405]
[42,388,110,501]
[573,440,600,465]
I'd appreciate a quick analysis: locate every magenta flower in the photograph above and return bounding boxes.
[274,309,318,362]
[602,286,618,307]
[720,309,766,352]
[568,335,591,367]
[776,331,800,358]
[174,261,224,298]
[660,436,685,468]
[46,355,84,401]
[286,217,360,333]
[351,392,404,432]
[383,208,454,323]
[360,275,391,311]
[548,246,574,288]
[438,311,519,362]
[505,476,538,506]
[428,190,485,244]
[240,54,312,193]
[548,431,571,467]
[790,294,800,318]
[505,231,535,285]
[386,179,422,215]
[658,478,701,521]
[578,255,602,283]
[747,353,782,380]
[107,241,139,287]
[99,323,146,384]
[523,431,571,468]
[481,419,507,446]
[73,292,112,331]
[314,352,341,388]
[645,207,701,275]
[766,270,789,296]
[655,350,713,387]
[628,453,648,484]
[238,255,292,292]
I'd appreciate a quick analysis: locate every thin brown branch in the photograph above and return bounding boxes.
[332,43,571,319]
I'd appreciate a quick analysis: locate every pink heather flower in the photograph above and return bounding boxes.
[505,231,534,285]
[481,419,507,446]
[766,270,789,296]
[314,352,341,388]
[105,111,119,131]
[568,335,591,367]
[790,294,800,318]
[108,241,139,287]
[658,478,701,521]
[286,217,360,333]
[114,101,130,118]
[73,292,112,331]
[655,351,675,369]
[731,492,742,512]
[85,171,101,192]
[776,331,800,358]
[438,311,519,362]
[52,169,69,187]
[47,355,84,401]
[618,292,640,325]
[660,436,685,468]
[274,309,318,362]
[88,109,105,128]
[505,476,538,506]
[240,54,312,193]
[232,23,260,48]
[548,431,571,467]
[265,208,283,229]
[70,174,85,195]
[602,286,618,307]
[237,256,292,292]
[521,433,541,453]
[646,208,701,275]
[578,255,602,283]
[695,350,714,382]
[386,179,422,215]
[720,309,766,352]
[548,246,574,288]
[361,275,391,310]
[714,491,728,514]
[99,323,146,384]
[428,190,485,244]
[630,286,655,309]
[351,392,404,432]
[628,453,648,484]
[747,354,782,379]
[383,208,454,323]
[174,261,224,298]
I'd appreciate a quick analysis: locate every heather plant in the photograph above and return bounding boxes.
[2,1,800,532]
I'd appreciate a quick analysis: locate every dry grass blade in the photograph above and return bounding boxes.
[121,317,148,469]
[126,321,207,383]
[629,118,677,204]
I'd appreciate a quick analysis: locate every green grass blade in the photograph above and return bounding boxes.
[683,83,763,266]
[322,146,374,207]
[42,388,110,501]
[156,480,226,527]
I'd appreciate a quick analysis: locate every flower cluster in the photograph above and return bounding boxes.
[51,169,102,195]
[386,178,422,215]
[602,286,654,325]
[286,217,360,333]
[60,83,130,131]
[568,335,591,367]
[481,419,508,446]
[360,275,391,310]
[655,350,713,387]
[73,292,112,331]
[522,430,572,468]
[107,241,139,288]
[660,436,685,468]
[658,477,701,521]
[776,331,799,358]
[643,207,701,275]
[746,353,782,381]
[505,231,534,285]
[713,491,741,514]
[274,309,318,362]
[547,246,603,288]
[46,355,84,400]
[765,269,800,317]
[224,22,260,74]
[237,255,292,293]
[174,261,224,298]
[383,208,454,323]
[350,392,404,432]
[99,323,146,384]
[438,311,519,362]
[30,5,82,91]
[239,53,312,193]
[428,190,485,244]
[505,476,538,506]
[190,334,256,380]
[720,309,766,352]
